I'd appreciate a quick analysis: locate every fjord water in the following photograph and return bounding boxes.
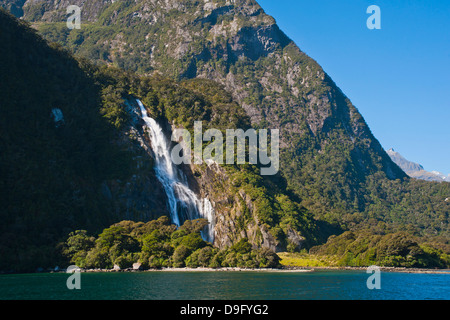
[136,99,215,242]
[1,271,449,300]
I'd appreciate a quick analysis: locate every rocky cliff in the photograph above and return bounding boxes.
[0,9,170,271]
[1,1,448,270]
[17,0,408,223]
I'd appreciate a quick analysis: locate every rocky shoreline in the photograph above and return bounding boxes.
[57,266,450,274]
[3,265,449,274]
[74,267,312,273]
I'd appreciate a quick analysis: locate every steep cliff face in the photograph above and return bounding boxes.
[0,9,170,271]
[140,78,315,252]
[188,159,279,251]
[18,0,408,226]
[22,0,110,21]
[1,3,448,272]
[102,98,171,222]
[0,6,285,272]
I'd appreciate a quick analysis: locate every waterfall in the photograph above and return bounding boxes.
[136,99,215,243]
[200,198,215,243]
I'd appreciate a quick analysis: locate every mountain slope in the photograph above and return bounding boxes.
[386,149,424,173]
[1,0,449,270]
[0,8,178,271]
[1,8,324,271]
[16,0,449,234]
[20,0,410,219]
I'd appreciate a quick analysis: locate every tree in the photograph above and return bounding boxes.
[197,247,216,267]
[172,245,190,268]
[179,233,206,252]
[180,219,209,234]
[230,238,252,254]
[257,248,281,268]
[63,230,95,268]
[85,246,111,269]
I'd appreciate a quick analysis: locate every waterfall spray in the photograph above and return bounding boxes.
[136,99,215,243]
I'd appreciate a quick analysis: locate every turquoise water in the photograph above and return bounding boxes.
[0,270,449,300]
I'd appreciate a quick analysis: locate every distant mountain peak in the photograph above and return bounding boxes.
[386,148,424,172]
[386,148,448,182]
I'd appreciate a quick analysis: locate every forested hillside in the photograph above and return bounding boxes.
[17,0,449,239]
[0,9,318,271]
[0,0,448,272]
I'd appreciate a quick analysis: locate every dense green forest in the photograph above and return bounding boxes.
[22,0,449,240]
[310,230,450,268]
[0,9,313,272]
[0,4,449,273]
[84,62,323,248]
[63,218,450,270]
[0,9,135,272]
[62,217,281,269]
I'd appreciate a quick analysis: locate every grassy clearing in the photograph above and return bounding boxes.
[277,252,338,268]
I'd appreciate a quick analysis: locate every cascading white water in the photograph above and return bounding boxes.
[136,99,215,243]
[200,198,215,243]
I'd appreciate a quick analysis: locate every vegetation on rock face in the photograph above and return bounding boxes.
[0,9,296,271]
[83,58,322,253]
[0,0,449,273]
[62,217,281,269]
[21,0,449,241]
[0,9,137,272]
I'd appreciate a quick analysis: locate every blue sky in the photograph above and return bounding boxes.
[257,0,450,175]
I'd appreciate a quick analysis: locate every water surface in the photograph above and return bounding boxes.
[0,270,448,300]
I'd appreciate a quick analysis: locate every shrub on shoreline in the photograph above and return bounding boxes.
[61,217,281,270]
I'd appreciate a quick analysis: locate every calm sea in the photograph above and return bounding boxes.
[0,270,449,300]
